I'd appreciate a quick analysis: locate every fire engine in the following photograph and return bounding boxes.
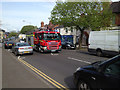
[26,30,61,52]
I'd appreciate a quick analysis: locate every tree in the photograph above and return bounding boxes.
[8,31,18,38]
[20,25,37,34]
[50,1,113,49]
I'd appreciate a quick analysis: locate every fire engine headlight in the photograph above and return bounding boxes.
[44,47,47,50]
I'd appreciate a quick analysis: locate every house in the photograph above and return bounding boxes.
[4,32,10,39]
[55,25,90,46]
[0,28,5,42]
[44,21,59,31]
[110,1,120,26]
[38,21,89,46]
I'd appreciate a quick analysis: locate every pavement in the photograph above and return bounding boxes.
[2,48,53,89]
[0,43,2,48]
[0,45,2,90]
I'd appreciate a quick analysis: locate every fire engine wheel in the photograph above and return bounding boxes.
[35,47,39,52]
[40,50,44,53]
[38,47,44,53]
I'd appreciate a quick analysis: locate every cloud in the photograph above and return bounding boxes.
[1,0,57,2]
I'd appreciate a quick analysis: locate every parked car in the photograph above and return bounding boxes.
[4,41,14,49]
[12,42,33,56]
[74,55,120,90]
[19,39,26,43]
[61,42,75,49]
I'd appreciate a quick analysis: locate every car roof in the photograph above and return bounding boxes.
[6,41,14,43]
[16,42,29,45]
[100,55,120,66]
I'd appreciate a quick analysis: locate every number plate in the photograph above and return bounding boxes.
[51,50,56,52]
[9,44,12,46]
[24,51,29,53]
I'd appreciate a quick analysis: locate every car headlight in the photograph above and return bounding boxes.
[67,44,70,47]
[76,67,81,71]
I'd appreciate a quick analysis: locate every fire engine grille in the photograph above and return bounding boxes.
[48,42,58,45]
[49,46,58,50]
[47,42,58,50]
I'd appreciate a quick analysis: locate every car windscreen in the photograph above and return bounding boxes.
[43,33,61,40]
[7,42,14,44]
[17,43,29,46]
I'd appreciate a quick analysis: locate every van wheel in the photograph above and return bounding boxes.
[96,50,103,57]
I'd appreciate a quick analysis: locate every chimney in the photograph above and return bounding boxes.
[41,21,44,27]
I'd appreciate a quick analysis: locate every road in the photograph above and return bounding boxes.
[2,48,110,89]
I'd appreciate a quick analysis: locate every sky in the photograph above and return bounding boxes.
[1,1,56,32]
[0,0,120,32]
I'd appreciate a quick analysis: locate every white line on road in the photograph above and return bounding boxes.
[51,53,58,55]
[67,57,91,64]
[18,56,25,59]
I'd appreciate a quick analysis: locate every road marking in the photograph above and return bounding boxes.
[51,53,59,55]
[68,57,91,64]
[18,57,68,90]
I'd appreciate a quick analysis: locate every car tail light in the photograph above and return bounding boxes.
[5,44,7,46]
[28,47,32,49]
[19,48,24,50]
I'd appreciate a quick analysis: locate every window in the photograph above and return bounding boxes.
[66,28,68,33]
[71,27,73,32]
[35,33,37,39]
[38,33,43,40]
[104,60,120,76]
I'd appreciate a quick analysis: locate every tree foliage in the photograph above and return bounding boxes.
[8,31,18,38]
[50,1,113,49]
[20,25,37,34]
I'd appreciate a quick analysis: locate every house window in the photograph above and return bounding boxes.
[59,29,60,33]
[66,28,68,33]
[71,27,73,32]
[112,15,115,25]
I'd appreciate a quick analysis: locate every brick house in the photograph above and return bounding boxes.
[110,1,120,26]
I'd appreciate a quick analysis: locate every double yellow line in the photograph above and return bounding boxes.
[18,58,68,90]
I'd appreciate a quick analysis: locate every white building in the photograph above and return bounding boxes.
[55,25,89,46]
[0,29,5,43]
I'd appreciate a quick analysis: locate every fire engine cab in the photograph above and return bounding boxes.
[26,30,61,52]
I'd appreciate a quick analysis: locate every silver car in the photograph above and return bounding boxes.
[12,42,33,56]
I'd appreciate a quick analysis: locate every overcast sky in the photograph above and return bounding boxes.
[0,0,120,32]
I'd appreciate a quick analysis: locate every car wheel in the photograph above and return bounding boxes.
[11,49,14,53]
[4,46,7,49]
[96,50,103,57]
[15,50,18,56]
[78,80,91,90]
[30,53,33,55]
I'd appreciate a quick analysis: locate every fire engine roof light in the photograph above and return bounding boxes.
[55,30,58,32]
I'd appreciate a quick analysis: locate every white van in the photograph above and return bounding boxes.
[88,30,120,56]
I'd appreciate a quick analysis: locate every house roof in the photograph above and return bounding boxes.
[0,28,5,32]
[110,1,120,13]
[55,25,64,29]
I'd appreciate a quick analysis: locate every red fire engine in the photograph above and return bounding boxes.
[26,30,61,52]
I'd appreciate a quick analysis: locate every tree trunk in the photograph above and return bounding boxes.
[77,26,85,50]
[78,30,84,49]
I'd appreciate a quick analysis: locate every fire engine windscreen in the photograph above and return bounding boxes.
[39,33,61,40]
